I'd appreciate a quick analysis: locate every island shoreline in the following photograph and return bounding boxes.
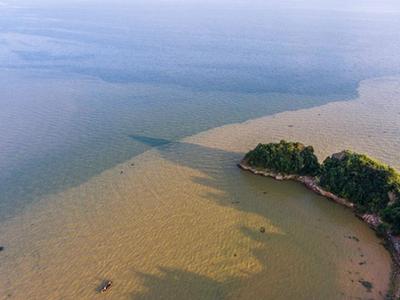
[238,160,400,299]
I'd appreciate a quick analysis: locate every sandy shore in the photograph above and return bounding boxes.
[0,76,399,299]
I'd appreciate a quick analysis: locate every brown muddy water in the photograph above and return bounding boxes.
[0,77,399,299]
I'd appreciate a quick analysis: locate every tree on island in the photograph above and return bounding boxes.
[244,140,320,176]
[243,141,400,235]
[382,203,400,235]
[319,151,400,212]
[319,151,400,234]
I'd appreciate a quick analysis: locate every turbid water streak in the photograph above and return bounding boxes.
[0,77,399,299]
[1,1,400,299]
[1,0,400,218]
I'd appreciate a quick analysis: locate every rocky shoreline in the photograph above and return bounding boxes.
[238,160,400,299]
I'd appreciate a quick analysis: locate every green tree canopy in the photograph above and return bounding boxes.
[318,151,400,234]
[243,142,400,235]
[244,140,320,176]
[319,151,400,212]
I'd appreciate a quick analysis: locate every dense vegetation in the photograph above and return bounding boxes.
[319,151,400,212]
[244,140,320,176]
[244,141,400,235]
[381,203,400,235]
[319,151,400,234]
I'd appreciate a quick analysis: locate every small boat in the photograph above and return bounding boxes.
[100,280,112,293]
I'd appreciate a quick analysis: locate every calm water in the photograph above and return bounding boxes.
[1,1,400,299]
[1,0,400,218]
[0,77,398,299]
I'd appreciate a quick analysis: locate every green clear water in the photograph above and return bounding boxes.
[0,0,400,219]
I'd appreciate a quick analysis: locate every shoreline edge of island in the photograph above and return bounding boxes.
[238,160,400,299]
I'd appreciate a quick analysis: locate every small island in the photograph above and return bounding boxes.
[238,140,400,298]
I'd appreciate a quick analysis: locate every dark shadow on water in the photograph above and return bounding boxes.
[130,268,227,300]
[130,134,244,207]
[128,136,173,148]
[127,135,351,299]
[129,224,313,299]
[129,225,284,300]
[129,134,357,229]
[0,88,354,221]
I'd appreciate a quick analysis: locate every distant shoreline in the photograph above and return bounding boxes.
[238,160,400,299]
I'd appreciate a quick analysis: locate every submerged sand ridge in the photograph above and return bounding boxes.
[0,76,399,299]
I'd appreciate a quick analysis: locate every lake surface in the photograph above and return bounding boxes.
[1,0,400,299]
[1,0,400,218]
